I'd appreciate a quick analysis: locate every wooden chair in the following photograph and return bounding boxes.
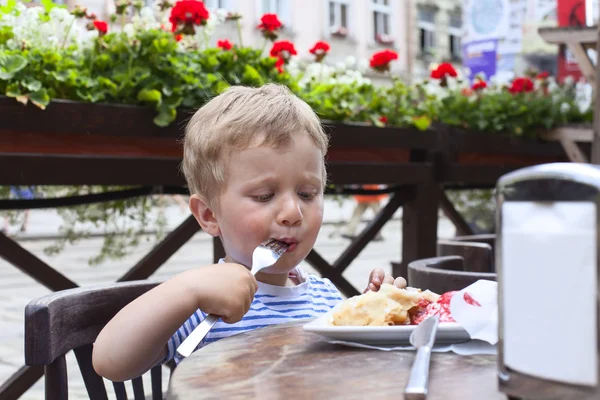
[408,256,496,294]
[452,234,496,248]
[437,240,494,273]
[25,281,166,400]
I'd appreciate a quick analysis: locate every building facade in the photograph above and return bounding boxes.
[411,0,464,80]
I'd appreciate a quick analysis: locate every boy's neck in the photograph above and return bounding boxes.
[254,271,293,287]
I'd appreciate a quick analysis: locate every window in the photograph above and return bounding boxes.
[257,0,291,27]
[204,0,232,10]
[448,13,462,60]
[418,8,436,54]
[372,0,392,43]
[328,0,350,37]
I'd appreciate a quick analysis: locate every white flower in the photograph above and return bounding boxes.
[140,6,154,19]
[343,55,356,68]
[563,75,575,86]
[5,38,17,50]
[357,59,369,73]
[546,77,558,93]
[123,23,136,38]
[574,80,592,112]
[214,8,228,22]
[15,2,26,14]
[560,102,571,114]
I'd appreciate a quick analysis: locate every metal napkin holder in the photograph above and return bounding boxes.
[496,163,600,400]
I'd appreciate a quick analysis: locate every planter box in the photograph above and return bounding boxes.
[0,97,436,186]
[438,126,573,187]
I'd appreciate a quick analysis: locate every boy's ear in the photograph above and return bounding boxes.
[189,194,220,237]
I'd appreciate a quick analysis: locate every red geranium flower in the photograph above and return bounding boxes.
[258,13,282,40]
[431,63,457,79]
[309,41,330,62]
[379,116,388,124]
[93,20,108,35]
[169,0,209,35]
[175,34,183,42]
[217,39,232,50]
[509,77,534,94]
[270,40,297,61]
[274,57,285,74]
[471,80,487,90]
[369,49,398,72]
[536,71,550,80]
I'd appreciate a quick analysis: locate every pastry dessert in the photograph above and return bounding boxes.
[330,284,440,326]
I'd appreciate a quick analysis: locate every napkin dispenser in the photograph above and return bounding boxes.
[496,163,600,400]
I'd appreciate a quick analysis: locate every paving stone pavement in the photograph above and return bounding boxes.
[0,198,457,399]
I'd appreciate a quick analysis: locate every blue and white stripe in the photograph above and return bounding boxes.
[165,271,342,364]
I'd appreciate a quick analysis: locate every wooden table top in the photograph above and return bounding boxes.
[167,321,504,400]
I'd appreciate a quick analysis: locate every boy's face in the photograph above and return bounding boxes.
[214,133,324,274]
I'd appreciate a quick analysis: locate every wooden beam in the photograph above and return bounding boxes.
[0,366,44,400]
[566,42,596,84]
[539,127,591,162]
[559,138,589,163]
[540,126,593,142]
[117,215,200,282]
[0,233,78,292]
[538,26,597,45]
[439,189,475,236]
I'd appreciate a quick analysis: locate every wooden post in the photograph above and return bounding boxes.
[592,20,600,163]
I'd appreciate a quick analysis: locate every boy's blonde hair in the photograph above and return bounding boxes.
[182,84,329,204]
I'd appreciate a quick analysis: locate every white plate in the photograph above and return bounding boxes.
[303,313,471,345]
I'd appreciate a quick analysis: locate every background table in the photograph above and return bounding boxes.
[168,321,505,399]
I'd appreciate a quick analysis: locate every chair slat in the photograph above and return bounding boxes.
[24,281,163,399]
[113,381,128,400]
[151,365,163,400]
[45,355,68,400]
[74,344,109,400]
[132,376,145,400]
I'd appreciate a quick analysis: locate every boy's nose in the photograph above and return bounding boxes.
[277,197,303,226]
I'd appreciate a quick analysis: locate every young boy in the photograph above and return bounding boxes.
[93,84,405,382]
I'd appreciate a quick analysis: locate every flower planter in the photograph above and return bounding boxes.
[439,126,574,187]
[0,96,437,186]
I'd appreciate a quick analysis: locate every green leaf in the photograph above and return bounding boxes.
[137,89,162,107]
[0,54,28,80]
[413,115,431,131]
[153,104,176,127]
[41,0,58,13]
[29,88,50,110]
[21,78,42,92]
[0,0,18,14]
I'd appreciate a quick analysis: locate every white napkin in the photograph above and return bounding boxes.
[450,280,498,345]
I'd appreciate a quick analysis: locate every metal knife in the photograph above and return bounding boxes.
[404,315,440,400]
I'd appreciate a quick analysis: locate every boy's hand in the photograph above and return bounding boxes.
[364,268,407,293]
[193,263,258,324]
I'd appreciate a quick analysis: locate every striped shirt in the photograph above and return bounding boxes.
[165,266,343,365]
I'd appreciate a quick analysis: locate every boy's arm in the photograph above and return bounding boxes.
[92,263,257,382]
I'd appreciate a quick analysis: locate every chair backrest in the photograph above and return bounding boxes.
[408,256,496,294]
[25,281,163,400]
[451,234,496,248]
[437,240,494,273]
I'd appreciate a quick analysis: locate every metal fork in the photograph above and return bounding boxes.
[176,238,289,358]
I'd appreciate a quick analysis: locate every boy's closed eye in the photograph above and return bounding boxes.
[252,190,319,202]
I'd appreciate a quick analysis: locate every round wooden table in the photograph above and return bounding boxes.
[167,321,505,399]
